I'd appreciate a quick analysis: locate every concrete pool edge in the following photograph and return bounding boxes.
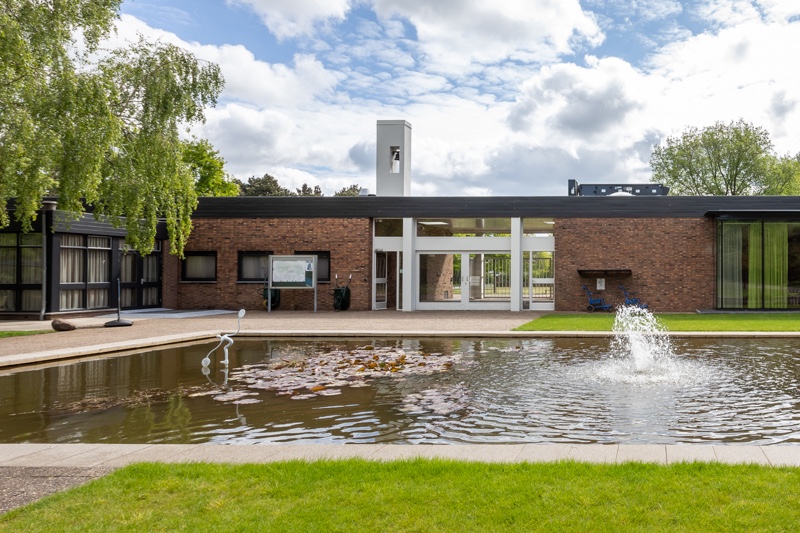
[5,329,800,369]
[2,443,800,467]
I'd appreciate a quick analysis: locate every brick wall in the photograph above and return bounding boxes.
[554,218,716,312]
[176,218,372,311]
[161,241,179,309]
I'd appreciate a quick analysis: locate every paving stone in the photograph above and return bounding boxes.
[616,445,667,464]
[516,444,572,463]
[712,446,770,465]
[665,445,717,463]
[0,444,56,464]
[567,444,619,463]
[760,446,800,467]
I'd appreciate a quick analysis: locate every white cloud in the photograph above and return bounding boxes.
[196,46,341,106]
[371,0,604,72]
[227,0,351,39]
[508,57,649,151]
[110,2,800,198]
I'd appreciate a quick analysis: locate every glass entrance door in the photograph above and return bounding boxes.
[120,244,162,309]
[374,251,388,310]
[524,251,555,310]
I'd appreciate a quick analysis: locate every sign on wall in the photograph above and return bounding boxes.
[269,255,317,289]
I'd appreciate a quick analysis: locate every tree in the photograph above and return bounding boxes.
[296,183,323,196]
[650,120,775,195]
[0,2,223,256]
[182,138,239,197]
[236,174,294,196]
[334,184,361,196]
[763,154,800,195]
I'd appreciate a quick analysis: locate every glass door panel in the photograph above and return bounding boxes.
[374,252,388,310]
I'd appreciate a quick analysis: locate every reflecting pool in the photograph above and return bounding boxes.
[2,337,800,445]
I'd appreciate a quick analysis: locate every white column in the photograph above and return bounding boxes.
[402,217,415,311]
[510,217,522,311]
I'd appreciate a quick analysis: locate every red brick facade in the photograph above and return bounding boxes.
[170,218,372,311]
[159,216,716,313]
[554,218,716,312]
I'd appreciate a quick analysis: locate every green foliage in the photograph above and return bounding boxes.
[763,153,800,195]
[0,2,224,256]
[650,119,783,195]
[237,174,338,197]
[182,138,238,197]
[334,184,361,196]
[296,183,323,196]
[4,461,800,531]
[515,313,800,332]
[236,173,294,196]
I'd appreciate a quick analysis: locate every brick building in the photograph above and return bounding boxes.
[3,120,800,317]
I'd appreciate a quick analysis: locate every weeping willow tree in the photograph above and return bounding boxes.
[0,0,223,256]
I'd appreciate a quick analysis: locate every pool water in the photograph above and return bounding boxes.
[2,337,800,445]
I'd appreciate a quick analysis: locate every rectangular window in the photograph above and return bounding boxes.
[417,218,511,237]
[182,252,217,281]
[419,253,458,303]
[0,235,16,284]
[1,233,43,312]
[238,252,272,282]
[717,221,800,309]
[374,218,403,237]
[295,251,330,283]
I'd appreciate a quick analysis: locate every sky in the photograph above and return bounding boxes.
[114,0,800,196]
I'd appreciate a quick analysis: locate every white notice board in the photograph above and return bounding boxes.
[269,255,317,289]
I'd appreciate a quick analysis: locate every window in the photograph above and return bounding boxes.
[717,220,800,309]
[59,234,110,310]
[295,251,330,283]
[182,252,217,281]
[375,218,403,237]
[238,251,272,282]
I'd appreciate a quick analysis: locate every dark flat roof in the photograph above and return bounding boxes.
[193,195,800,219]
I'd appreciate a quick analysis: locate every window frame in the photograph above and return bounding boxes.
[181,251,217,282]
[237,251,273,283]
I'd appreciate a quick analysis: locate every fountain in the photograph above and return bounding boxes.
[610,305,674,371]
[3,306,800,445]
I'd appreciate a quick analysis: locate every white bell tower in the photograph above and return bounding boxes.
[376,120,411,196]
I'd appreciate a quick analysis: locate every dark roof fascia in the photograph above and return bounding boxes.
[194,195,800,219]
[705,209,800,220]
[3,199,169,238]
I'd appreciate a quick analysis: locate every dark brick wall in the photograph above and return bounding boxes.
[176,218,372,311]
[161,241,179,309]
[554,218,716,312]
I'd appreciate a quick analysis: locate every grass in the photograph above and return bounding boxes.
[1,460,799,532]
[515,312,800,332]
[0,330,48,339]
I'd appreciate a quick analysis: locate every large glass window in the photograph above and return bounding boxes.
[717,221,800,309]
[419,254,458,302]
[59,234,110,310]
[0,233,43,312]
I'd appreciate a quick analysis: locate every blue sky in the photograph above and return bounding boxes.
[116,0,800,196]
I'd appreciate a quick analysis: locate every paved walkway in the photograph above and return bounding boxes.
[2,309,800,513]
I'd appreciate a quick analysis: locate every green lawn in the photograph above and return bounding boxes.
[515,313,800,332]
[1,460,799,532]
[0,330,48,339]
